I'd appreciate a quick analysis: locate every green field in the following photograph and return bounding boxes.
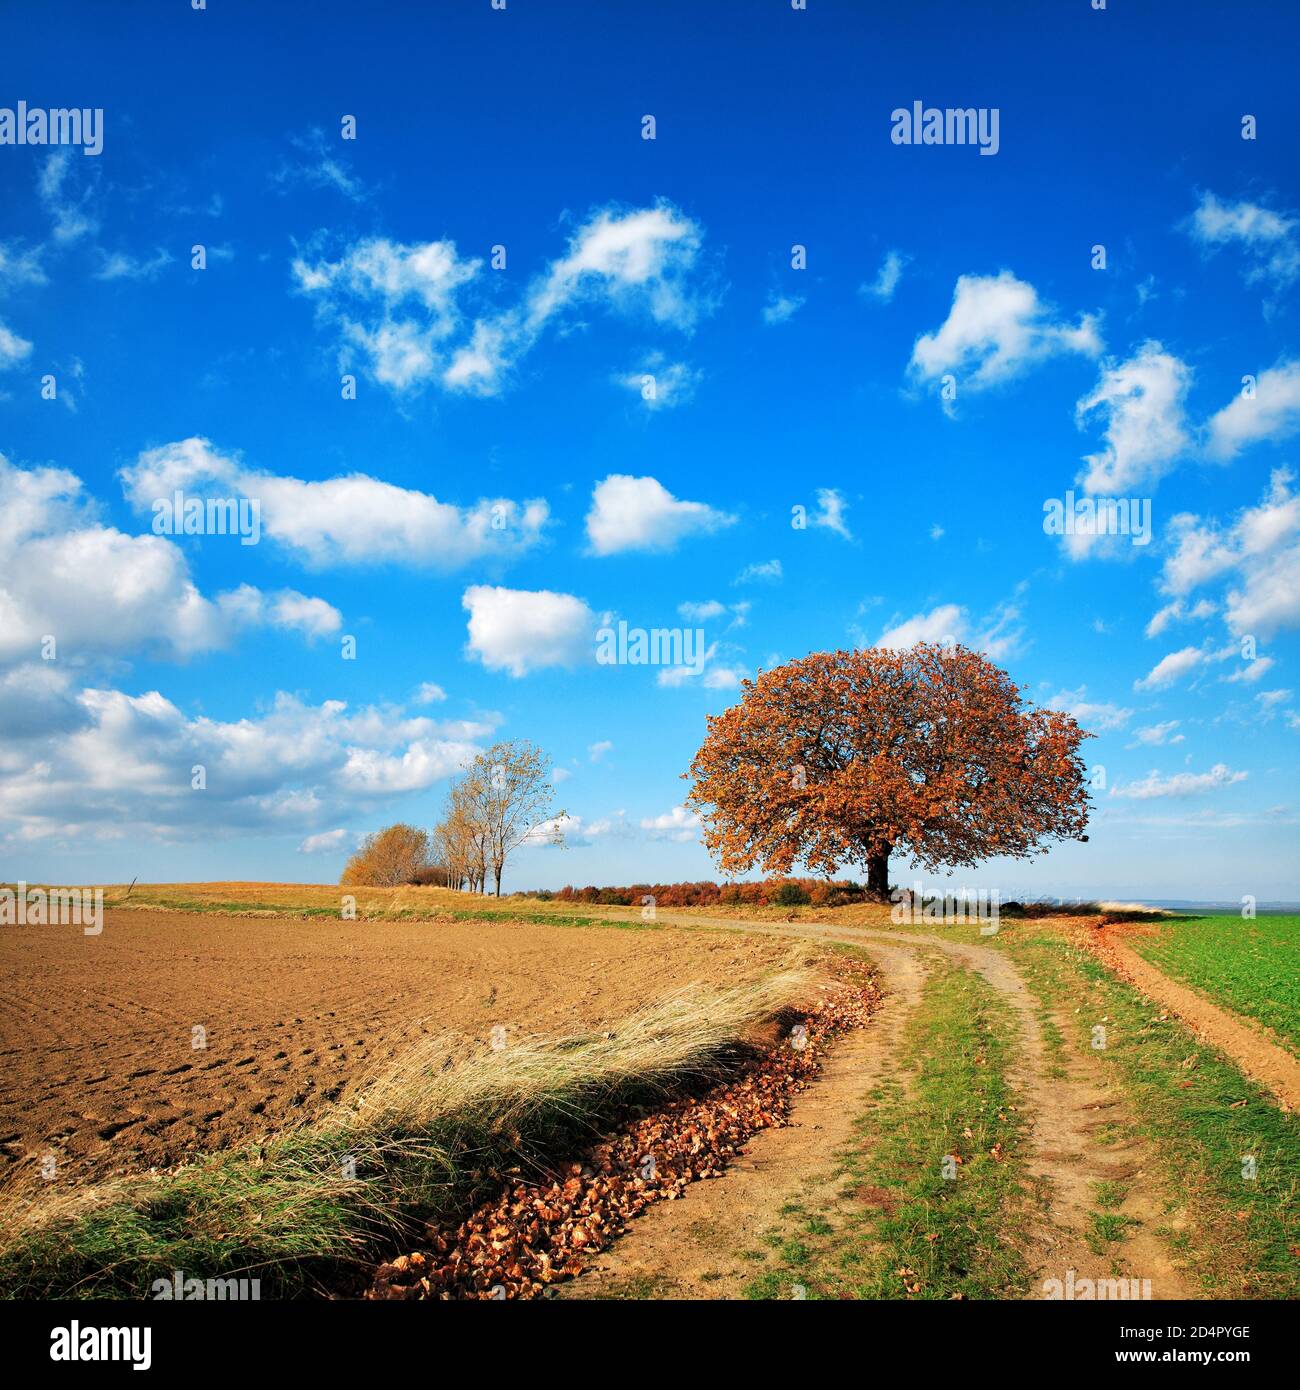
[1128,914,1300,1056]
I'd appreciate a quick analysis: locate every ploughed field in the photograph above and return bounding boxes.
[0,908,790,1183]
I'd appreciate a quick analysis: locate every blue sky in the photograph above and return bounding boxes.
[2,0,1298,899]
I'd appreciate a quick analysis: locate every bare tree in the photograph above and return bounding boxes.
[472,741,563,896]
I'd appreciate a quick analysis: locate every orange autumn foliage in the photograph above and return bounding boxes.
[685,643,1092,898]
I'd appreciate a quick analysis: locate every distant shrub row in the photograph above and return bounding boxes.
[514,878,869,908]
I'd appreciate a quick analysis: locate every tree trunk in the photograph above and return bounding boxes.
[866,846,891,900]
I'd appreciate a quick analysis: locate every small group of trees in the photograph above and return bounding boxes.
[340,822,442,887]
[341,740,562,895]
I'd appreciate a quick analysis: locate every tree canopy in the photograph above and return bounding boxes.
[685,643,1092,898]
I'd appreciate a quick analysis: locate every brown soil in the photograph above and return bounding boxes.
[0,910,794,1183]
[1086,929,1300,1113]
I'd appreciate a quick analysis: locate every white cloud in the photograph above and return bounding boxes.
[1134,646,1206,691]
[299,828,351,854]
[585,474,734,556]
[762,292,804,325]
[810,487,851,539]
[462,585,595,677]
[38,151,98,244]
[120,437,548,570]
[588,740,613,762]
[272,129,369,203]
[1075,342,1192,494]
[1206,359,1300,461]
[677,599,726,622]
[1127,720,1184,748]
[1048,687,1133,732]
[734,559,783,584]
[0,320,32,370]
[862,250,908,303]
[0,689,482,848]
[640,805,702,842]
[0,453,339,671]
[876,603,965,650]
[1144,597,1216,638]
[0,242,46,291]
[1185,190,1299,290]
[617,353,701,410]
[298,201,713,397]
[873,601,1023,660]
[1111,763,1248,800]
[414,682,447,704]
[1161,468,1300,638]
[657,641,747,690]
[909,270,1101,393]
[1224,655,1275,685]
[94,248,173,282]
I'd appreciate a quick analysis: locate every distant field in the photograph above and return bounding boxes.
[1127,914,1300,1056]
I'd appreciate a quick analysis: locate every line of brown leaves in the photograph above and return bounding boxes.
[370,960,882,1300]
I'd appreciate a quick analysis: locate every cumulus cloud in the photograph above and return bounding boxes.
[1075,342,1192,494]
[1161,468,1300,638]
[874,601,1024,660]
[1110,763,1248,800]
[0,452,340,671]
[0,691,482,848]
[462,585,595,677]
[1206,359,1300,461]
[876,602,966,650]
[120,437,548,570]
[909,270,1101,394]
[640,805,702,842]
[585,474,734,556]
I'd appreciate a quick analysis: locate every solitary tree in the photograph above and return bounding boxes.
[685,644,1092,899]
[340,823,435,887]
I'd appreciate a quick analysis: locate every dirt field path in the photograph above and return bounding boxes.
[565,914,1195,1300]
[562,942,927,1299]
[1091,933,1300,1114]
